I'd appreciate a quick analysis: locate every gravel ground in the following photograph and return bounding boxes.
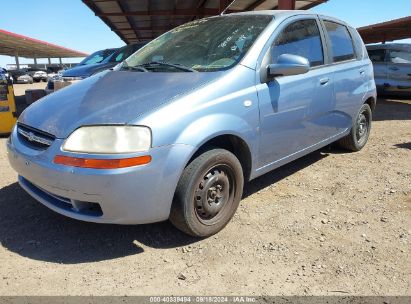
[0,88,410,296]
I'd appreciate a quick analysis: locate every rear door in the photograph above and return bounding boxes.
[321,19,367,132]
[386,49,411,94]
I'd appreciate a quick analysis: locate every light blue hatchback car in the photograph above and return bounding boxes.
[7,11,376,237]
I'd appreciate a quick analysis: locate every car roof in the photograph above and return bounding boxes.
[216,10,350,28]
[366,43,411,51]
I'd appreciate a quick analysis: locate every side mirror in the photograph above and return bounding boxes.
[267,54,310,78]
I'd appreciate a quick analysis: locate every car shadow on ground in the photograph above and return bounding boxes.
[0,147,335,264]
[373,96,411,121]
[394,142,411,150]
[1,96,409,264]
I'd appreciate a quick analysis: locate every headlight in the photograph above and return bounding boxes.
[62,126,151,154]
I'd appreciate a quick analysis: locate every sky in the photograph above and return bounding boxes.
[0,0,410,69]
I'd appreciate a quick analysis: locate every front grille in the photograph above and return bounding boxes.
[17,124,55,150]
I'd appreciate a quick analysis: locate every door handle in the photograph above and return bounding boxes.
[389,66,399,71]
[319,77,329,85]
[359,69,365,75]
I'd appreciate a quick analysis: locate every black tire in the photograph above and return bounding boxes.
[170,149,244,237]
[338,103,372,151]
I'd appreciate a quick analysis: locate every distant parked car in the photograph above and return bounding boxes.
[46,44,146,94]
[45,48,117,93]
[367,43,411,96]
[8,69,27,83]
[16,74,33,84]
[32,71,48,82]
[61,43,146,79]
[0,68,12,84]
[8,11,376,237]
[47,70,64,81]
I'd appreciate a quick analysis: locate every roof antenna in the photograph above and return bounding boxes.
[221,0,237,15]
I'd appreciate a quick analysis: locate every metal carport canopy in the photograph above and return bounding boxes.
[0,29,88,59]
[357,16,411,44]
[83,0,327,44]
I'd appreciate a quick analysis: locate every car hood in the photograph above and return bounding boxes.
[62,62,116,78]
[19,70,223,138]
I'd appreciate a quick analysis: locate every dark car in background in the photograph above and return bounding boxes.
[62,43,146,79]
[46,43,146,94]
[45,48,117,93]
[367,43,411,96]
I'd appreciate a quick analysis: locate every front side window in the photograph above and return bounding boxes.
[368,49,386,63]
[324,21,355,62]
[272,19,324,67]
[388,50,411,64]
[124,15,272,72]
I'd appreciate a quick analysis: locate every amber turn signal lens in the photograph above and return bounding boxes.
[54,155,151,169]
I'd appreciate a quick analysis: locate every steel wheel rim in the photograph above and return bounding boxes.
[356,111,369,144]
[194,164,236,225]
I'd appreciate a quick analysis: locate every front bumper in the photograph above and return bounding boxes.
[7,127,194,224]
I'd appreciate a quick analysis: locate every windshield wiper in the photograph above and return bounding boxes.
[138,61,197,72]
[121,61,148,72]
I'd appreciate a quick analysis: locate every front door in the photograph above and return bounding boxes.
[256,18,335,169]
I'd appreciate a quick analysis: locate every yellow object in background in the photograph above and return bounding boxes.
[0,83,18,135]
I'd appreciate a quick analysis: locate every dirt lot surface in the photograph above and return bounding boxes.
[0,87,410,296]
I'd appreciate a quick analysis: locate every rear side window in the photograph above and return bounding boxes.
[388,50,411,64]
[368,49,386,63]
[323,21,355,62]
[272,19,324,67]
[349,27,367,59]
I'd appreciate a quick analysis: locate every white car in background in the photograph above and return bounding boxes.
[47,70,65,81]
[16,74,33,84]
[32,71,47,82]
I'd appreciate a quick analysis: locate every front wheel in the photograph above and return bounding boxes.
[170,149,244,237]
[338,103,372,151]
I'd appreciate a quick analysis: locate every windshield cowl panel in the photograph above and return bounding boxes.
[124,15,273,73]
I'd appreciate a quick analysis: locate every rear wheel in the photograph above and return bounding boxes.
[338,103,372,151]
[170,149,244,237]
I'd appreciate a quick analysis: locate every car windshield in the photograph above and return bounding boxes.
[123,15,272,72]
[79,49,115,65]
